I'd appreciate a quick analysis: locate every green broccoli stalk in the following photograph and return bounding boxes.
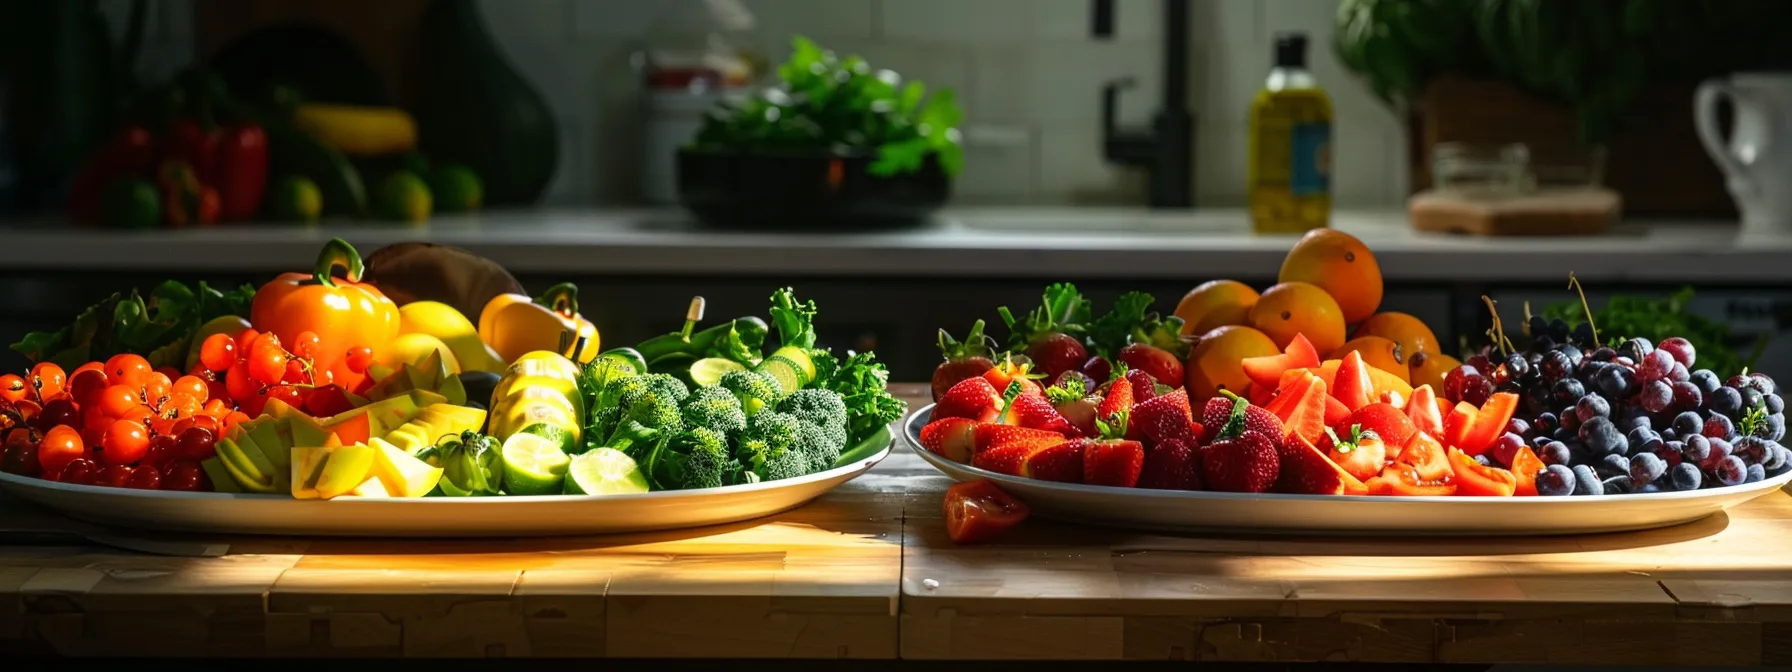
[682,385,748,436]
[718,369,783,417]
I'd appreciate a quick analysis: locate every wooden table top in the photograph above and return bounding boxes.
[6,384,1792,663]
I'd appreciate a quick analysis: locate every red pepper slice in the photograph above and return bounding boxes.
[943,479,1029,544]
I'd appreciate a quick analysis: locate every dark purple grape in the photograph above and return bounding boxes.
[1505,417,1531,438]
[1630,452,1668,486]
[1576,394,1611,422]
[1541,351,1572,381]
[1462,374,1495,407]
[1672,411,1704,437]
[1670,362,1690,383]
[1539,441,1573,466]
[1752,372,1778,395]
[1603,475,1636,494]
[1532,412,1560,437]
[1571,464,1604,495]
[1547,318,1570,339]
[1560,406,1583,431]
[1537,464,1575,496]
[1690,369,1722,395]
[1572,322,1596,348]
[1767,444,1789,471]
[1748,463,1767,483]
[1552,378,1586,406]
[1703,413,1736,440]
[1716,455,1749,486]
[1700,435,1729,472]
[1637,379,1673,413]
[1671,381,1703,411]
[1742,386,1765,413]
[1705,386,1742,417]
[1678,438,1708,467]
[1579,416,1626,456]
[1766,413,1786,442]
[1527,315,1551,340]
[1532,334,1556,353]
[1768,394,1785,415]
[1626,426,1660,455]
[1590,347,1618,363]
[1638,349,1675,383]
[1734,436,1768,465]
[1465,354,1493,375]
[1559,343,1584,367]
[1619,337,1654,363]
[1597,453,1631,478]
[1489,432,1525,468]
[1670,462,1703,491]
[1657,337,1695,367]
[1593,365,1632,398]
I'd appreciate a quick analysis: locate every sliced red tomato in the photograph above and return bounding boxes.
[1509,445,1547,496]
[1366,467,1457,496]
[1447,446,1517,496]
[1458,392,1518,456]
[944,480,1030,544]
[1444,401,1478,452]
[1395,431,1454,483]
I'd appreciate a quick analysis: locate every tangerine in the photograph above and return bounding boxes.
[1278,229,1382,324]
[1174,280,1259,336]
[1184,325,1280,401]
[1354,311,1439,358]
[1408,350,1462,392]
[1249,281,1347,355]
[1330,336,1411,384]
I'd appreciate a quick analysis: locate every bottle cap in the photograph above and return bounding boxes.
[1274,32,1308,68]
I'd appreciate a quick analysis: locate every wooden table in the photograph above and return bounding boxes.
[6,384,1792,663]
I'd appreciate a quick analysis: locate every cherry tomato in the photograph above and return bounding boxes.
[303,384,355,417]
[68,368,109,408]
[199,333,238,373]
[172,375,209,403]
[32,398,80,432]
[28,362,66,402]
[248,345,289,386]
[57,457,99,485]
[117,404,154,426]
[290,331,322,361]
[281,358,309,384]
[175,426,217,461]
[104,354,153,388]
[225,360,260,402]
[139,372,173,408]
[97,384,143,418]
[237,390,269,418]
[126,464,162,490]
[37,425,86,476]
[943,480,1030,545]
[265,385,306,412]
[143,434,177,469]
[0,374,26,403]
[100,418,150,465]
[201,398,230,419]
[71,362,104,378]
[12,398,41,423]
[233,328,261,355]
[202,374,231,408]
[162,392,202,420]
[186,413,221,438]
[1,440,40,478]
[99,463,135,488]
[163,460,206,491]
[154,365,182,382]
[222,411,252,433]
[345,346,374,375]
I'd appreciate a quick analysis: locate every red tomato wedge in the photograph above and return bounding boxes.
[1333,351,1376,412]
[1447,446,1517,496]
[1444,401,1478,453]
[1242,333,1321,390]
[1510,445,1546,496]
[1406,384,1444,435]
[944,480,1030,544]
[1394,431,1453,483]
[1457,392,1519,456]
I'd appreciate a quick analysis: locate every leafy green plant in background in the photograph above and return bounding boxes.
[1333,0,1792,145]
[1541,287,1764,377]
[691,36,964,178]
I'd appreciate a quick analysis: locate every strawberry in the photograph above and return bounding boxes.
[1133,388,1199,445]
[919,417,979,464]
[1203,430,1281,493]
[1097,374,1134,422]
[1045,376,1099,437]
[1137,437,1203,490]
[999,283,1093,379]
[971,428,1067,475]
[1201,395,1234,432]
[971,423,1063,456]
[1343,402,1416,450]
[1118,343,1184,387]
[931,320,997,402]
[1202,391,1283,441]
[1083,409,1146,487]
[982,354,1045,398]
[1022,437,1085,482]
[1125,369,1159,402]
[1321,424,1388,483]
[935,377,1003,421]
[1004,393,1078,436]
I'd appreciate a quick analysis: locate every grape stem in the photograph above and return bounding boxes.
[1480,295,1515,357]
[1567,272,1599,345]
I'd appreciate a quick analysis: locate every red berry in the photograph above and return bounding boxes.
[199,333,237,373]
[126,465,162,490]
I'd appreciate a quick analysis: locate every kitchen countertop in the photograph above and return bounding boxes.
[7,384,1792,663]
[1,208,1785,283]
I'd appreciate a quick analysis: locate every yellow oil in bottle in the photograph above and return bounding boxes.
[1249,32,1333,234]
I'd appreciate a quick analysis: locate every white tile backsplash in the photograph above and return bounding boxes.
[152,0,1403,207]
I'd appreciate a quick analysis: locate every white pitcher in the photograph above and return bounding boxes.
[1696,73,1792,234]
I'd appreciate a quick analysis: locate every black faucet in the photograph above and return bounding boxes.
[1094,0,1192,209]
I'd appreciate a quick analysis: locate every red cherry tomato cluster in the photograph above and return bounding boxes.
[197,328,357,419]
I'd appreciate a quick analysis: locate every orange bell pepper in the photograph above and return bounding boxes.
[250,238,400,389]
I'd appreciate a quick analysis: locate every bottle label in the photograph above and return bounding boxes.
[1289,123,1331,197]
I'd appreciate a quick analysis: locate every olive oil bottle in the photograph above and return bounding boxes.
[1248,32,1333,234]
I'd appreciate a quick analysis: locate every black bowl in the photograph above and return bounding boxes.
[676,148,950,230]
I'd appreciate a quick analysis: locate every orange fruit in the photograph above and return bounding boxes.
[1248,281,1347,355]
[1174,280,1260,336]
[1408,350,1462,391]
[1278,229,1383,324]
[1354,311,1439,359]
[1185,325,1280,401]
[1330,336,1411,384]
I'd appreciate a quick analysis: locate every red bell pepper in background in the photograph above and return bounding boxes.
[165,119,221,183]
[66,126,158,223]
[213,124,268,220]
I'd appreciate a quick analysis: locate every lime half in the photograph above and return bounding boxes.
[501,432,570,495]
[564,448,650,495]
[690,357,747,387]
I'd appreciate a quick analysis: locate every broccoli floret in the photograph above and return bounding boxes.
[779,388,849,452]
[744,410,801,452]
[682,386,747,435]
[757,444,810,482]
[654,427,733,490]
[719,369,783,417]
[579,357,638,411]
[791,421,839,474]
[602,390,683,458]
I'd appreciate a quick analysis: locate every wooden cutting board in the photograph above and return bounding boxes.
[1409,187,1620,236]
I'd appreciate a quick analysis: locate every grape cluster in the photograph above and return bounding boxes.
[1445,317,1788,496]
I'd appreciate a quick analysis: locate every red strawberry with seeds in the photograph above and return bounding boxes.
[1275,433,1366,495]
[935,377,1003,422]
[1125,369,1159,402]
[971,423,1064,456]
[1045,375,1100,437]
[931,320,997,402]
[982,354,1046,398]
[1097,374,1134,421]
[1022,437,1086,482]
[999,283,1093,379]
[1343,402,1417,450]
[1137,437,1203,490]
[971,428,1067,475]
[1133,388,1198,445]
[919,417,979,464]
[1203,430,1281,493]
[1004,393,1078,436]
[1201,395,1234,432]
[1082,408,1146,487]
[1117,343,1184,387]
